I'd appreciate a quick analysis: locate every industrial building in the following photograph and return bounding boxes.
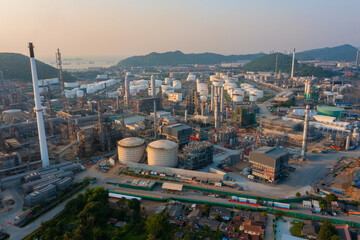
[24,184,57,207]
[137,97,161,113]
[234,107,257,128]
[317,105,345,118]
[181,141,213,170]
[249,147,289,182]
[162,123,192,149]
[274,91,294,102]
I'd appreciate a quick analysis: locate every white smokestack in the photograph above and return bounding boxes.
[124,75,130,106]
[291,48,296,79]
[29,43,50,168]
[151,75,156,97]
[301,105,309,159]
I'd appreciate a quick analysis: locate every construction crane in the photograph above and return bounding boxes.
[224,104,259,155]
[201,82,209,115]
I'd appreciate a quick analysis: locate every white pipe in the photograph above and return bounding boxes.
[291,48,295,79]
[29,43,50,168]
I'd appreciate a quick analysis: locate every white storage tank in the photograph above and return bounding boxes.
[76,90,84,98]
[117,137,146,164]
[197,83,207,93]
[164,78,173,84]
[249,94,257,102]
[155,80,162,87]
[173,80,182,89]
[212,80,222,87]
[64,82,79,88]
[232,94,244,102]
[255,90,263,98]
[210,75,219,82]
[187,74,196,81]
[147,140,178,167]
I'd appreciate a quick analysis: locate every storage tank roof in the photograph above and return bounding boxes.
[318,105,344,111]
[118,137,145,147]
[148,140,177,149]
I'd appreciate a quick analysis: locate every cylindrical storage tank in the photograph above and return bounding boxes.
[335,94,343,100]
[147,140,178,167]
[117,137,146,164]
[232,94,244,102]
[197,83,207,93]
[210,75,218,81]
[212,80,222,87]
[187,74,196,81]
[249,95,257,102]
[77,90,84,98]
[155,80,162,87]
[165,78,173,84]
[257,90,264,98]
[353,128,360,146]
[173,80,182,89]
[232,88,244,95]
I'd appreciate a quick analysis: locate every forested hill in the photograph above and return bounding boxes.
[243,53,334,78]
[0,52,75,82]
[297,44,358,62]
[117,50,265,67]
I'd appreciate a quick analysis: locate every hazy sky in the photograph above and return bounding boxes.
[1,0,359,58]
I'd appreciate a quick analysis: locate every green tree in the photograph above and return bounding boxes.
[117,197,127,208]
[320,201,328,211]
[127,198,141,213]
[296,192,301,198]
[325,194,338,204]
[318,220,338,240]
[145,213,171,240]
[214,214,222,221]
[274,212,283,218]
[203,204,211,215]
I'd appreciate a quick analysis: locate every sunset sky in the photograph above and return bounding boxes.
[1,0,359,58]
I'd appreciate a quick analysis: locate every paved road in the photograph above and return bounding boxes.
[265,214,275,240]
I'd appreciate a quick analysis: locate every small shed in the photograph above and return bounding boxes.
[162,182,183,192]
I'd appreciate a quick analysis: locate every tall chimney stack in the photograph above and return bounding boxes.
[291,48,296,79]
[154,100,157,139]
[151,75,156,97]
[356,50,359,68]
[29,43,50,168]
[124,75,130,107]
[301,105,310,159]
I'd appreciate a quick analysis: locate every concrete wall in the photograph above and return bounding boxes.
[126,162,227,181]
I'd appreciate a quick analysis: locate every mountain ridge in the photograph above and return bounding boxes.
[297,44,358,61]
[0,52,75,82]
[117,44,359,67]
[117,50,265,67]
[243,53,334,78]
